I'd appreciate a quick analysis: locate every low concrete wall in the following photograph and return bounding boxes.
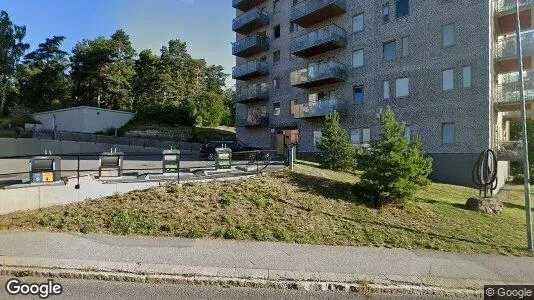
[0,138,164,157]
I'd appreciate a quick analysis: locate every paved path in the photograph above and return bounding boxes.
[0,231,532,293]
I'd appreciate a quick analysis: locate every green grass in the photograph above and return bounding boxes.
[0,163,533,256]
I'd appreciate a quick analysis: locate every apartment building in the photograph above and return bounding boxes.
[232,0,533,186]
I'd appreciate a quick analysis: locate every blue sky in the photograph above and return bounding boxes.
[3,0,236,87]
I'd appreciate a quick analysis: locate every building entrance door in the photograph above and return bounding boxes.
[276,129,299,154]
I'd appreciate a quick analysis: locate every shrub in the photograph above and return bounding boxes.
[357,108,432,208]
[316,111,356,172]
[250,197,267,208]
[223,227,239,239]
[220,195,234,208]
[109,209,158,235]
[252,227,274,241]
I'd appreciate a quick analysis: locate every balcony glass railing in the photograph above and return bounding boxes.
[232,34,269,56]
[232,8,270,32]
[495,0,533,13]
[290,24,347,54]
[236,114,269,126]
[290,61,347,86]
[495,31,534,59]
[292,99,342,118]
[496,78,534,104]
[291,0,346,21]
[232,60,269,79]
[496,140,523,161]
[236,84,269,101]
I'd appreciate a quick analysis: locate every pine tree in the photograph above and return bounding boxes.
[317,111,356,172]
[357,108,432,208]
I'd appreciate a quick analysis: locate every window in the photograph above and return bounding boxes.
[273,51,280,65]
[442,123,455,144]
[383,81,390,99]
[351,128,371,145]
[382,3,390,23]
[462,66,472,88]
[352,13,364,33]
[273,0,281,13]
[383,40,396,61]
[401,36,409,57]
[395,0,409,18]
[442,23,455,47]
[273,103,280,116]
[442,69,454,91]
[353,86,364,104]
[313,130,323,147]
[273,77,280,90]
[404,126,411,142]
[274,25,281,39]
[395,78,409,97]
[352,49,364,68]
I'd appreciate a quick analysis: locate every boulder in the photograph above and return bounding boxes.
[465,197,503,215]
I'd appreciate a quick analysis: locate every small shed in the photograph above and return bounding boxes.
[31,106,135,133]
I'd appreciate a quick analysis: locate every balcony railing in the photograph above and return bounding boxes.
[495,31,534,60]
[495,78,534,105]
[236,84,269,103]
[290,61,347,88]
[232,60,269,81]
[236,114,269,127]
[232,0,268,12]
[292,99,343,119]
[232,8,270,35]
[495,0,533,13]
[291,0,347,27]
[232,34,269,58]
[290,24,347,58]
[496,140,523,161]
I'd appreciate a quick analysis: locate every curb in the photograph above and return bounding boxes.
[0,265,482,298]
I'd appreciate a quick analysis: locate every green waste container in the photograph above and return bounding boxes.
[215,148,232,170]
[162,149,180,173]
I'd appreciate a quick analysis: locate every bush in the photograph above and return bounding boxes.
[357,108,432,208]
[316,111,356,172]
[108,209,158,235]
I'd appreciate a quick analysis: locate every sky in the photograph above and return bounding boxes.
[2,0,236,88]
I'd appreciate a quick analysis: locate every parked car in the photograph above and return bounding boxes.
[199,141,266,160]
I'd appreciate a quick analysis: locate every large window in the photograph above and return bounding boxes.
[395,77,410,97]
[442,123,455,144]
[404,126,411,142]
[353,86,364,104]
[352,13,364,33]
[313,130,323,147]
[442,23,456,47]
[462,66,472,88]
[383,40,396,61]
[382,3,390,23]
[351,128,371,145]
[401,36,409,57]
[395,0,409,18]
[442,69,454,91]
[383,81,390,99]
[352,49,364,68]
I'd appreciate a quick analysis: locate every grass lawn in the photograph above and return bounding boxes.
[0,164,532,256]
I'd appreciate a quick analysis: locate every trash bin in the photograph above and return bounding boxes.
[162,149,180,173]
[99,152,124,177]
[29,156,61,183]
[215,148,232,170]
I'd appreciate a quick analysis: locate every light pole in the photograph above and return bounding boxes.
[514,0,533,252]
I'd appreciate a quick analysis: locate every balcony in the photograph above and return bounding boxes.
[236,114,269,127]
[232,8,270,35]
[495,140,523,161]
[291,0,346,28]
[232,0,268,12]
[494,78,534,111]
[495,31,534,72]
[495,0,533,14]
[232,60,269,81]
[236,84,269,103]
[291,24,347,58]
[292,99,344,119]
[290,61,347,89]
[232,34,269,58]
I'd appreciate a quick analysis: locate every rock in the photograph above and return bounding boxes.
[465,197,503,215]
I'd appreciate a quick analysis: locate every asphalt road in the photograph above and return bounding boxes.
[0,277,457,300]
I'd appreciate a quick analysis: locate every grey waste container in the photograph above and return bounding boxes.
[99,152,124,177]
[29,156,61,183]
[215,148,232,170]
[162,149,180,173]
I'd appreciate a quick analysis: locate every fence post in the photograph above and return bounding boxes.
[288,144,296,171]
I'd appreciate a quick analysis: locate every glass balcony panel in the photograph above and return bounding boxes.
[495,31,534,60]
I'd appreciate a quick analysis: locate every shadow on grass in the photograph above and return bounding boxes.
[419,198,469,211]
[276,172,527,252]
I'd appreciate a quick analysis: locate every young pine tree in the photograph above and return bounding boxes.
[317,111,356,172]
[357,108,432,208]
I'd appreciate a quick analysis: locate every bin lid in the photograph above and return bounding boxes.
[100,156,121,167]
[31,159,54,171]
[215,147,232,153]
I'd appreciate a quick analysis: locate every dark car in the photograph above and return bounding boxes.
[199,141,265,160]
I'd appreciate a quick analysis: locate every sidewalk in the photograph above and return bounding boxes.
[0,231,533,293]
